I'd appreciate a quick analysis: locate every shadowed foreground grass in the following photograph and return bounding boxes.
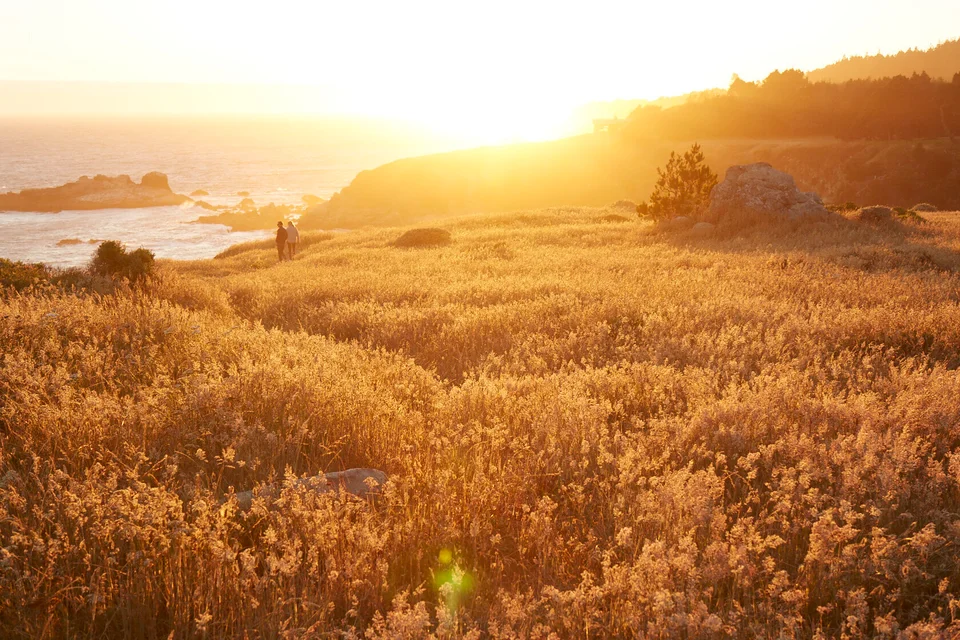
[3,208,960,638]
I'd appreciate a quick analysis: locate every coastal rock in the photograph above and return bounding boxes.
[191,189,210,197]
[706,163,830,224]
[233,468,387,510]
[0,172,190,213]
[140,171,171,191]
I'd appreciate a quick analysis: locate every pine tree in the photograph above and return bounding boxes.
[636,144,718,221]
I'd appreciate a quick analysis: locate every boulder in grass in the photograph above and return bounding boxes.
[690,221,716,236]
[707,163,830,224]
[913,203,938,212]
[233,468,387,510]
[393,228,452,248]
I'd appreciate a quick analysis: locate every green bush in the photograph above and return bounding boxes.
[636,143,718,222]
[828,202,860,213]
[90,241,155,282]
[894,207,927,224]
[0,259,50,291]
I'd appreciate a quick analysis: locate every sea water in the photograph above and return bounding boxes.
[0,116,459,267]
[0,205,270,268]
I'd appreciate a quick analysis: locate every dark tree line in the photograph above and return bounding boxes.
[623,70,960,141]
[808,38,960,84]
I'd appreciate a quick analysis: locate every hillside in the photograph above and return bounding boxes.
[301,69,960,230]
[300,137,960,229]
[4,208,960,637]
[808,38,960,83]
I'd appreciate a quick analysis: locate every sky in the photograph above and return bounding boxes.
[1,0,959,141]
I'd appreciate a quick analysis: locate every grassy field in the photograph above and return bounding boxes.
[3,208,960,637]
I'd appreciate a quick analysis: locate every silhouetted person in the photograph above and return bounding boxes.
[286,220,300,259]
[275,221,288,261]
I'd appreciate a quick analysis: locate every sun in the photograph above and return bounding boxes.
[342,80,580,147]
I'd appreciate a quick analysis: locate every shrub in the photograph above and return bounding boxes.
[636,143,718,222]
[0,258,50,291]
[598,214,631,223]
[856,205,894,224]
[894,207,927,224]
[0,259,96,294]
[393,228,452,248]
[828,202,860,213]
[913,203,938,212]
[90,241,155,282]
[608,199,638,211]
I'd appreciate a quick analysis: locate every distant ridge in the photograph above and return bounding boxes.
[808,38,960,83]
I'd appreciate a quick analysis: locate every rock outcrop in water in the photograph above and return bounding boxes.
[0,173,191,212]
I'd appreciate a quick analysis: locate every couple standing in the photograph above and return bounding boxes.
[276,221,300,261]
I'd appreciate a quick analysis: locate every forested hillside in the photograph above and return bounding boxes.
[808,38,960,82]
[623,71,960,140]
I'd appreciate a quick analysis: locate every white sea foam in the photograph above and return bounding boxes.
[0,205,271,268]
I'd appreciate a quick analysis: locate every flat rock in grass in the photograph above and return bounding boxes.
[393,228,452,248]
[233,468,388,510]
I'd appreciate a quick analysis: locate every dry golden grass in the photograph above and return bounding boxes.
[3,208,960,638]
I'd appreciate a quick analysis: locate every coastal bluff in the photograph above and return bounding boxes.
[0,172,191,212]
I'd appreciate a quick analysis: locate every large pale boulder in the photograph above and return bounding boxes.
[232,468,387,510]
[707,163,829,224]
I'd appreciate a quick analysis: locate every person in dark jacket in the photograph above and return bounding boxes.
[275,221,288,261]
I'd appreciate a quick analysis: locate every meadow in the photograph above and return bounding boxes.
[3,208,960,638]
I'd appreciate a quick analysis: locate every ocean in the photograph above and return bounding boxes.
[0,116,459,267]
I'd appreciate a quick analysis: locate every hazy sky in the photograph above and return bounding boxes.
[2,1,958,138]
